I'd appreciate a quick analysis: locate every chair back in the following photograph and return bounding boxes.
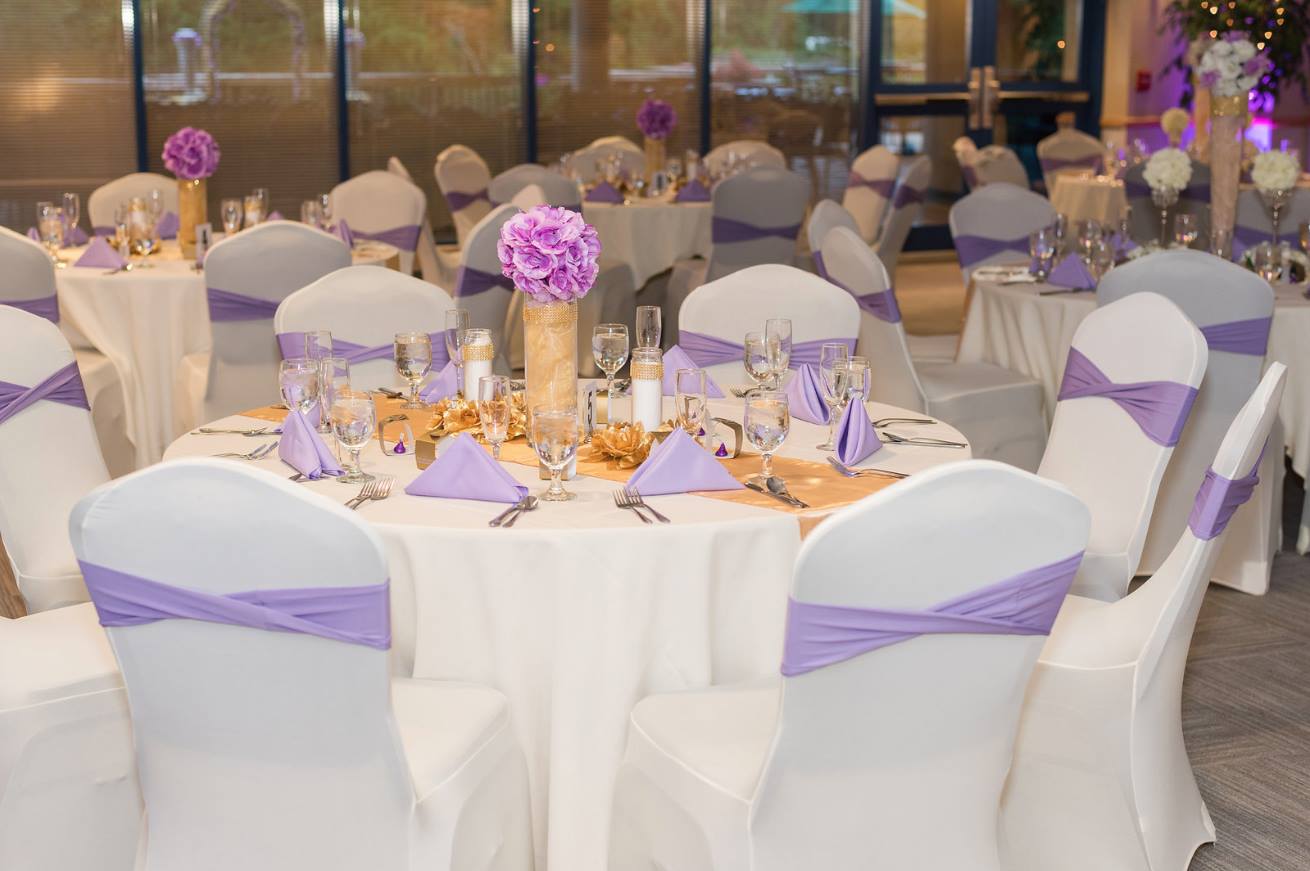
[971,145,1029,189]
[842,145,899,243]
[0,226,62,324]
[1097,249,1274,574]
[1039,293,1208,599]
[488,164,582,210]
[454,205,519,370]
[566,136,645,184]
[274,265,455,390]
[805,200,859,279]
[434,145,493,248]
[875,155,932,278]
[203,222,351,420]
[678,264,858,387]
[329,170,428,277]
[704,140,786,176]
[750,460,1089,871]
[1122,160,1211,245]
[953,136,980,189]
[386,156,442,284]
[949,182,1054,280]
[1232,187,1310,258]
[0,308,107,611]
[1036,128,1105,193]
[706,166,810,283]
[820,226,924,411]
[87,173,177,234]
[511,184,548,211]
[70,459,412,871]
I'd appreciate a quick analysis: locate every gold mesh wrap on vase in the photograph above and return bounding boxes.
[1209,91,1247,242]
[177,178,207,259]
[523,298,578,418]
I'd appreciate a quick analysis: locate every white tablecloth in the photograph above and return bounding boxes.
[1049,174,1128,225]
[57,239,397,468]
[162,393,969,871]
[583,195,712,287]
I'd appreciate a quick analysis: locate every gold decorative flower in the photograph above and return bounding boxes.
[589,422,654,468]
[426,392,529,442]
[1161,107,1190,141]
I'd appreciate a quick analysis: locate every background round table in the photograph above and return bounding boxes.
[163,391,969,871]
[1049,173,1128,224]
[583,194,712,287]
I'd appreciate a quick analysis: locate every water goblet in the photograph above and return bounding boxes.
[531,406,579,502]
[1028,227,1056,279]
[592,323,629,413]
[243,194,264,228]
[845,356,870,403]
[394,331,434,408]
[816,342,850,450]
[331,389,377,484]
[445,308,470,396]
[635,305,662,349]
[744,391,789,483]
[300,199,324,228]
[1174,212,1199,249]
[1253,242,1282,285]
[674,368,708,439]
[320,356,351,442]
[477,375,512,460]
[279,358,322,417]
[221,198,243,235]
[1076,219,1102,264]
[743,331,772,393]
[62,192,80,239]
[1089,238,1115,282]
[146,188,165,225]
[765,318,792,388]
[35,202,66,267]
[302,331,333,427]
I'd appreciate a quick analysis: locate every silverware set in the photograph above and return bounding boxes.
[744,476,809,508]
[212,443,276,461]
[489,495,538,528]
[876,430,968,449]
[196,426,275,437]
[345,476,394,510]
[613,489,670,524]
[373,387,405,399]
[826,456,908,479]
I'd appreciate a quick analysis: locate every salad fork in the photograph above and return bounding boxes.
[212,443,276,461]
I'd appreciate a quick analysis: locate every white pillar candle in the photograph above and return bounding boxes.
[630,348,664,432]
[462,329,494,400]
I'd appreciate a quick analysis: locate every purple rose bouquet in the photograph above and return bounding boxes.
[636,98,677,141]
[498,205,601,304]
[162,127,221,180]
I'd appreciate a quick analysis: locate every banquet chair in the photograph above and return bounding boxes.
[87,172,177,235]
[804,199,859,280]
[1231,186,1310,258]
[488,164,582,210]
[1099,250,1278,594]
[1036,128,1105,195]
[950,183,1055,282]
[387,156,443,286]
[202,221,351,421]
[566,136,645,184]
[676,264,858,389]
[821,227,1047,470]
[275,265,456,391]
[330,169,429,278]
[954,136,980,189]
[1037,293,1208,601]
[703,140,786,176]
[70,459,533,871]
[453,205,519,374]
[435,145,494,248]
[664,167,810,344]
[874,154,932,281]
[0,602,139,871]
[0,307,111,611]
[1123,161,1211,246]
[1001,364,1287,871]
[842,145,899,244]
[510,183,548,211]
[971,146,1030,190]
[0,227,133,476]
[608,460,1091,871]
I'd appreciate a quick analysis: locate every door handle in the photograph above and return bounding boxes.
[981,65,999,129]
[968,67,983,129]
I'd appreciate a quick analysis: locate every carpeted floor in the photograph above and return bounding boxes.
[895,255,969,337]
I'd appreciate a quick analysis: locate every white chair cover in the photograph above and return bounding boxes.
[488,164,583,210]
[510,184,548,211]
[0,227,133,475]
[971,145,1030,189]
[0,603,139,871]
[804,200,859,278]
[274,265,456,391]
[953,136,980,189]
[874,155,932,279]
[1036,128,1105,194]
[0,307,108,611]
[386,156,442,285]
[677,264,859,388]
[329,170,429,278]
[434,145,493,249]
[454,204,519,374]
[566,136,645,184]
[704,140,786,176]
[202,222,351,421]
[69,459,533,871]
[821,226,1048,470]
[1232,186,1310,257]
[609,460,1090,871]
[842,145,899,244]
[1038,293,1208,601]
[1098,250,1278,593]
[1002,364,1286,871]
[1123,160,1211,245]
[86,173,177,233]
[949,182,1054,282]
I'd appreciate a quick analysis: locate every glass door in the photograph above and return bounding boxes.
[867,0,1105,247]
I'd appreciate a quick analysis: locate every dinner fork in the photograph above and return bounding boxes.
[877,430,967,449]
[826,456,908,479]
[212,443,276,461]
[624,489,669,523]
[346,476,394,510]
[613,490,652,524]
[196,426,272,436]
[870,417,934,427]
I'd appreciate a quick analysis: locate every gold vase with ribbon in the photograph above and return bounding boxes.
[644,137,666,183]
[523,298,578,421]
[177,177,207,258]
[1209,92,1247,246]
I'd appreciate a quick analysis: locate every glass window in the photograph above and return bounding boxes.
[711,0,859,201]
[995,0,1080,83]
[0,1,137,231]
[139,0,340,220]
[879,0,970,85]
[880,113,963,226]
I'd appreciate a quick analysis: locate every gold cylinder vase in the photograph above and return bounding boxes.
[523,298,578,418]
[1209,93,1247,245]
[644,137,666,183]
[177,177,207,259]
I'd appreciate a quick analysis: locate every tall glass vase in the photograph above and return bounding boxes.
[177,177,207,258]
[644,137,666,183]
[523,298,578,475]
[1209,92,1246,247]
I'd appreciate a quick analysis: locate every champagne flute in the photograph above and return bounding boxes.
[816,342,850,450]
[592,323,629,413]
[1076,219,1102,264]
[62,192,80,241]
[221,198,243,235]
[744,390,790,483]
[320,356,351,450]
[845,356,870,403]
[743,331,772,393]
[331,389,377,484]
[478,375,512,460]
[300,199,324,228]
[394,331,434,408]
[765,318,792,388]
[635,305,662,349]
[303,330,333,429]
[674,368,708,439]
[531,406,578,502]
[445,308,470,397]
[279,358,322,417]
[146,188,165,226]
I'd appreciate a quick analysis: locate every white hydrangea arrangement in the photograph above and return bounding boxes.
[1197,33,1271,98]
[1251,150,1301,194]
[1143,147,1193,193]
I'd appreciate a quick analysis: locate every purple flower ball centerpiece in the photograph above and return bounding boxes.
[161,126,221,257]
[499,205,602,436]
[636,98,678,183]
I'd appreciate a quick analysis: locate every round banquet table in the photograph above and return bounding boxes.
[582,193,712,287]
[56,237,398,469]
[163,389,969,871]
[1049,173,1128,225]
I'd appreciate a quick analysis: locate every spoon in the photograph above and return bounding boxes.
[502,496,538,528]
[766,476,809,508]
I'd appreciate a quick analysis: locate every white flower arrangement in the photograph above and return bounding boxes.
[1197,34,1271,98]
[1142,147,1193,193]
[1251,150,1301,193]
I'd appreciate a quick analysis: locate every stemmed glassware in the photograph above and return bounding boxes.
[764,318,792,389]
[674,368,708,438]
[394,331,434,408]
[221,198,243,235]
[1028,227,1057,279]
[62,192,80,242]
[331,389,377,484]
[1174,212,1199,249]
[635,305,662,350]
[1050,214,1068,254]
[300,199,324,228]
[1088,238,1115,282]
[1151,186,1180,247]
[1261,187,1294,246]
[845,356,870,403]
[477,375,512,460]
[317,193,332,227]
[744,391,790,483]
[445,308,470,397]
[592,323,629,413]
[244,193,264,228]
[252,188,270,219]
[816,342,850,450]
[303,330,333,430]
[1252,242,1282,285]
[320,356,351,448]
[531,406,579,502]
[743,331,772,393]
[279,358,322,418]
[1075,219,1102,264]
[35,202,66,267]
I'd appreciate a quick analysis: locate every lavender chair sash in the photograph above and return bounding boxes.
[3,294,59,324]
[277,331,449,368]
[679,331,855,369]
[1199,317,1271,357]
[79,561,391,650]
[352,224,422,253]
[953,233,1031,267]
[712,216,803,245]
[1039,155,1103,173]
[856,288,902,323]
[892,185,926,209]
[845,172,896,198]
[455,266,515,298]
[1188,451,1263,541]
[208,287,280,322]
[781,551,1084,676]
[445,189,490,212]
[1057,347,1198,447]
[0,362,90,425]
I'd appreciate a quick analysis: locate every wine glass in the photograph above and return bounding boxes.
[394,331,434,408]
[62,192,80,241]
[303,330,333,429]
[593,323,629,413]
[146,188,165,225]
[35,202,66,267]
[743,331,772,392]
[1151,186,1180,246]
[1050,214,1068,253]
[744,391,789,483]
[531,406,578,502]
[1174,212,1199,249]
[478,375,512,460]
[1089,238,1115,282]
[674,368,708,438]
[1253,242,1282,285]
[444,309,470,396]
[221,198,243,235]
[317,193,332,227]
[331,389,377,484]
[300,199,324,228]
[243,193,264,228]
[1076,219,1102,264]
[253,188,270,218]
[279,358,322,417]
[816,342,850,450]
[1028,227,1057,279]
[320,356,351,442]
[765,318,792,388]
[635,305,662,349]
